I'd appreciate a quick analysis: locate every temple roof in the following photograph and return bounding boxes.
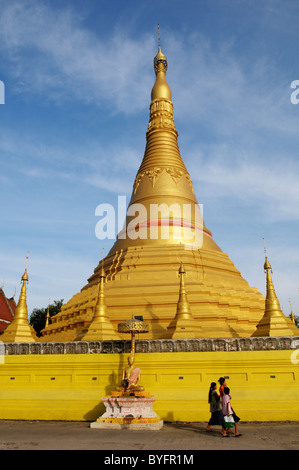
[0,287,15,332]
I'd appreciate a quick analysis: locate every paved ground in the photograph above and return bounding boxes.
[0,420,298,452]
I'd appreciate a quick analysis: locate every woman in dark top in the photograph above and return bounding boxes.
[206,382,227,436]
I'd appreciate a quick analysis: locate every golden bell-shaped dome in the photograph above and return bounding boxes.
[22,269,29,282]
[151,46,172,101]
[263,256,272,272]
[154,45,168,72]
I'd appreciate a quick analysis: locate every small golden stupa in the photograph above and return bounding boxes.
[164,262,202,338]
[40,41,270,341]
[252,249,298,337]
[1,254,37,343]
[76,255,121,341]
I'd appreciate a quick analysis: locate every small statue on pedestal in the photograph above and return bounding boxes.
[116,354,145,394]
[90,315,163,429]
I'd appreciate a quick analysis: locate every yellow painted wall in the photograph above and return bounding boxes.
[0,350,298,422]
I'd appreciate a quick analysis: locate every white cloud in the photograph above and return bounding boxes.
[188,144,299,222]
[0,0,154,113]
[163,32,299,143]
[0,126,140,198]
[1,0,298,143]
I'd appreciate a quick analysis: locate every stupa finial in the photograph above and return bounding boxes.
[100,248,105,278]
[263,237,266,256]
[153,24,168,76]
[158,23,160,48]
[263,238,272,273]
[22,251,29,282]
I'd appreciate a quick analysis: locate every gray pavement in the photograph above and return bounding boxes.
[0,420,298,451]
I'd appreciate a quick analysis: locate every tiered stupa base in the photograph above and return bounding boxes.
[41,245,266,342]
[90,390,163,430]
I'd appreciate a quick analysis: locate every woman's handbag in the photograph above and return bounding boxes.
[232,408,240,422]
[223,414,235,428]
[232,412,240,422]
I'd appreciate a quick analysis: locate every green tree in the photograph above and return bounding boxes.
[289,313,299,328]
[29,299,64,337]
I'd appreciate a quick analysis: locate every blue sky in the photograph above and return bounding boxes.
[0,0,298,318]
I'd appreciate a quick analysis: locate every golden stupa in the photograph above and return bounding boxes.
[1,258,37,343]
[252,254,298,337]
[40,43,267,342]
[77,258,121,341]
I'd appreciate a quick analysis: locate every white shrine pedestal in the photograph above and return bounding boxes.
[90,392,163,430]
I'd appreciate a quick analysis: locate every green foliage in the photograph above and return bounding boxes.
[289,313,299,328]
[29,299,64,337]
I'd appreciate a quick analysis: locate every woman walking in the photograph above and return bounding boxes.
[206,382,227,436]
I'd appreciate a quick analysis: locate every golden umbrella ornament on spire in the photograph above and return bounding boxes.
[118,316,149,357]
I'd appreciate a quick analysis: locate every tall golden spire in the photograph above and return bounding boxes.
[289,299,296,324]
[79,252,120,341]
[109,39,221,253]
[163,263,202,338]
[252,242,298,336]
[45,300,51,328]
[0,253,37,343]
